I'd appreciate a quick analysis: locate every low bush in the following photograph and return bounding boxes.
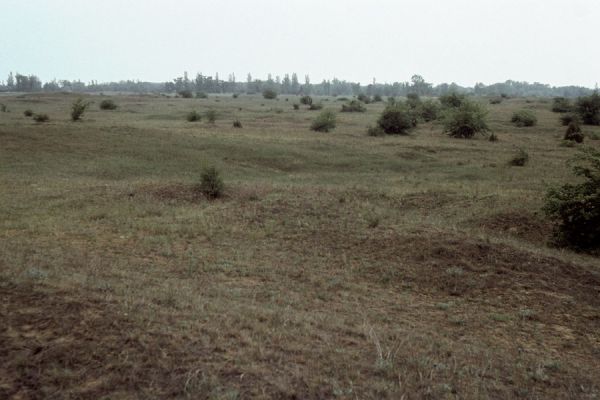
[551,97,573,113]
[99,99,118,110]
[488,133,499,142]
[509,149,529,166]
[24,109,34,117]
[0,103,6,112]
[489,98,502,105]
[232,93,239,99]
[300,95,313,105]
[262,89,278,99]
[205,110,217,123]
[377,103,417,135]
[442,100,489,138]
[564,122,584,143]
[543,147,600,250]
[575,92,600,125]
[366,125,385,137]
[309,103,323,111]
[33,113,49,123]
[233,119,242,128]
[186,111,202,122]
[178,90,193,98]
[560,113,581,126]
[357,93,371,104]
[419,99,441,122]
[341,100,366,112]
[71,98,90,121]
[293,104,300,110]
[511,110,537,127]
[406,93,421,110]
[439,92,466,108]
[310,110,336,132]
[199,166,224,199]
[196,92,208,99]
[372,94,383,102]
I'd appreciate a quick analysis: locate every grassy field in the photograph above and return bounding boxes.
[1,92,600,399]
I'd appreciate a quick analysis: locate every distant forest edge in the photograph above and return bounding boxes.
[0,72,596,98]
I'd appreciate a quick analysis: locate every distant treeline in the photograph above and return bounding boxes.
[0,71,594,98]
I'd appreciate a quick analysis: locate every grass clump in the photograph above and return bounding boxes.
[419,99,441,122]
[564,122,584,143]
[71,98,90,121]
[357,93,371,104]
[186,111,202,122]
[178,90,193,98]
[293,104,300,110]
[233,119,242,128]
[196,92,208,99]
[551,97,573,113]
[262,89,278,99]
[99,99,118,110]
[439,92,467,108]
[308,103,323,111]
[511,110,537,127]
[310,110,336,132]
[372,94,383,102]
[33,113,50,123]
[442,100,489,138]
[24,109,34,117]
[300,95,313,105]
[575,92,600,125]
[199,166,224,199]
[543,147,600,250]
[560,113,581,126]
[377,103,417,135]
[0,103,7,112]
[205,110,217,124]
[509,148,529,166]
[366,125,385,137]
[489,98,503,105]
[341,100,366,112]
[488,133,499,142]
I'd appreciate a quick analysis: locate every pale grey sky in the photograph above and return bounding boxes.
[1,0,598,87]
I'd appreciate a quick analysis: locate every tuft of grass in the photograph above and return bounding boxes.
[186,111,202,122]
[232,120,242,128]
[24,109,34,117]
[310,110,336,132]
[99,99,118,110]
[509,148,529,166]
[199,166,224,199]
[205,110,217,124]
[33,113,50,123]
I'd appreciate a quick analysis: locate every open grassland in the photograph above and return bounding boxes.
[1,92,600,399]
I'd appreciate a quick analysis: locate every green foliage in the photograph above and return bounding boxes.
[560,113,581,126]
[543,147,600,250]
[575,92,600,125]
[0,103,6,112]
[366,125,385,137]
[232,93,239,99]
[262,89,278,99]
[233,119,242,128]
[439,92,467,108]
[24,109,34,117]
[300,95,313,105]
[406,93,421,110]
[489,98,503,105]
[205,110,217,123]
[511,110,537,127]
[551,97,573,113]
[419,99,441,122]
[509,149,529,166]
[488,133,499,142]
[372,94,383,102]
[99,99,118,110]
[357,93,371,104]
[377,103,417,135]
[196,92,208,99]
[71,98,89,121]
[310,110,336,132]
[564,122,584,143]
[178,90,193,98]
[186,111,202,122]
[199,166,224,199]
[309,103,323,111]
[442,100,489,138]
[341,100,366,112]
[293,104,300,110]
[33,113,49,123]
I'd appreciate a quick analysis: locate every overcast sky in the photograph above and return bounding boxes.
[1,0,598,87]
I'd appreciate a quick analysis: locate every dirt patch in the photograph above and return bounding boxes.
[468,210,554,244]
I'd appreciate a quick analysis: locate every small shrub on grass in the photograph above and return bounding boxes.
[309,102,323,111]
[551,97,573,113]
[341,100,366,112]
[406,93,421,110]
[178,90,193,98]
[233,119,242,128]
[439,92,466,108]
[186,111,202,122]
[232,93,239,98]
[310,110,336,132]
[511,110,537,127]
[293,103,300,110]
[373,94,383,102]
[366,125,385,137]
[488,133,498,142]
[33,113,49,123]
[543,147,600,250]
[575,92,600,125]
[300,95,313,105]
[24,109,34,117]
[205,110,217,124]
[262,89,278,99]
[0,104,7,112]
[564,122,584,143]
[196,92,208,99]
[357,93,371,104]
[442,100,489,138]
[587,132,600,140]
[99,99,118,110]
[509,148,529,166]
[377,103,417,135]
[71,98,90,121]
[560,113,581,126]
[419,99,441,122]
[489,98,503,105]
[199,166,224,199]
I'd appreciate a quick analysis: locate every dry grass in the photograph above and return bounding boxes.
[1,93,600,399]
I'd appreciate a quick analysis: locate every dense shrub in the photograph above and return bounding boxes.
[511,110,537,127]
[293,104,300,110]
[196,92,208,99]
[262,89,278,99]
[233,119,242,128]
[99,99,118,110]
[489,98,502,105]
[372,94,383,102]
[560,113,581,126]
[377,103,417,135]
[178,90,193,98]
[488,133,499,142]
[199,166,224,199]
[0,103,7,112]
[543,147,600,250]
[300,95,313,105]
[575,92,600,125]
[509,148,529,166]
[439,92,467,108]
[442,100,489,138]
[24,109,33,117]
[357,93,371,104]
[366,125,385,137]
[309,103,323,111]
[551,97,573,113]
[186,111,202,122]
[310,110,336,132]
[406,93,421,110]
[564,122,584,143]
[419,99,441,122]
[232,93,239,99]
[341,100,366,112]
[71,98,89,121]
[205,110,217,123]
[33,113,49,123]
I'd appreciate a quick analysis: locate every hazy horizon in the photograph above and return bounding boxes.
[1,0,599,88]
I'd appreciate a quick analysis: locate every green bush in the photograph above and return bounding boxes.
[71,98,89,121]
[575,92,600,125]
[99,99,118,110]
[300,95,313,105]
[310,110,336,132]
[262,89,278,99]
[196,92,208,99]
[33,113,49,123]
[199,166,224,199]
[232,93,239,99]
[511,110,537,127]
[442,100,489,138]
[564,122,584,143]
[372,94,383,102]
[377,103,417,135]
[293,104,300,110]
[309,103,323,111]
[488,133,499,142]
[543,147,600,250]
[509,148,529,166]
[233,119,242,128]
[0,103,7,112]
[205,110,217,123]
[560,113,581,126]
[366,125,385,137]
[341,100,366,112]
[439,92,466,108]
[357,93,371,104]
[489,98,503,105]
[551,97,573,113]
[186,111,202,122]
[178,90,193,98]
[406,93,421,110]
[419,99,441,122]
[24,109,34,117]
